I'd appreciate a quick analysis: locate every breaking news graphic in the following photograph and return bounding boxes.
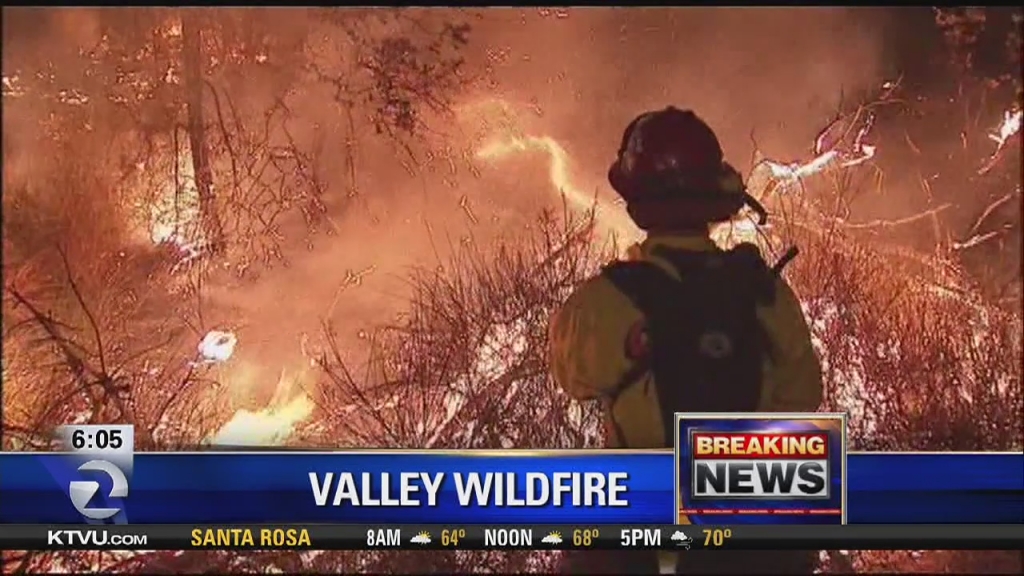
[1,424,1023,557]
[675,413,847,525]
[4,446,1021,527]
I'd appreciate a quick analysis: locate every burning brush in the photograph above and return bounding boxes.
[756,107,878,198]
[979,107,1023,175]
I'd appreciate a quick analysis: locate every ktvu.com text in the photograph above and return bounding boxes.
[37,527,311,550]
[46,528,148,549]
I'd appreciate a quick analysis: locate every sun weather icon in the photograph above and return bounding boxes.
[410,531,432,545]
[541,531,563,545]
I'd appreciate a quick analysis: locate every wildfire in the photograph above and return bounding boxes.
[134,142,210,272]
[192,94,1018,449]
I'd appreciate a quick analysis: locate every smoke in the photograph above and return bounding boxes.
[467,8,892,174]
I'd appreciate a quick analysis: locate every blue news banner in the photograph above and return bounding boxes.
[1,451,1021,525]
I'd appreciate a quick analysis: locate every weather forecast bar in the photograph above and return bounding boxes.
[3,524,1021,551]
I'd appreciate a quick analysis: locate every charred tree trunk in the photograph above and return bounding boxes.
[182,11,224,252]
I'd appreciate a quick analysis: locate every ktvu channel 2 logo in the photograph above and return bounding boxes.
[69,460,129,520]
[56,425,135,523]
[674,413,847,525]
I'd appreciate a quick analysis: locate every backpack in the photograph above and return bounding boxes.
[600,242,789,447]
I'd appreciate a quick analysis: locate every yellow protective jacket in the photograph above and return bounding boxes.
[549,234,824,448]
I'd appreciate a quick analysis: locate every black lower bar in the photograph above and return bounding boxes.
[5,524,1022,551]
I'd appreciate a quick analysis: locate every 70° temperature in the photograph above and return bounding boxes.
[702,528,733,547]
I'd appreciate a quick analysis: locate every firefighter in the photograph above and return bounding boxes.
[549,107,824,574]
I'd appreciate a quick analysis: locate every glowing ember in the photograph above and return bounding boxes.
[766,150,840,180]
[989,108,1023,147]
[151,151,200,245]
[477,136,583,209]
[979,108,1022,175]
[198,330,237,363]
[142,148,208,270]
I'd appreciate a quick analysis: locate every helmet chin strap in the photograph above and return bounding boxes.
[737,193,799,276]
[742,192,769,225]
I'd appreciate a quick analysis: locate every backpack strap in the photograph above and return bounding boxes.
[599,260,675,447]
[602,260,681,334]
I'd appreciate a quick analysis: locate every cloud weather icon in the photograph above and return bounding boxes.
[671,531,693,549]
[410,532,432,544]
[541,532,563,545]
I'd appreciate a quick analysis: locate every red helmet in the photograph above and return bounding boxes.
[608,107,764,229]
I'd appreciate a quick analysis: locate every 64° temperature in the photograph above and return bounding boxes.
[441,528,466,547]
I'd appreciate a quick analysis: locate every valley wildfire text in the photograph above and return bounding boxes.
[309,472,630,507]
[691,432,830,499]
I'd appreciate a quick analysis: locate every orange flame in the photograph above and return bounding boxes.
[207,364,314,447]
[474,133,639,240]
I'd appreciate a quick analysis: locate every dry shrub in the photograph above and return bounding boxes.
[309,207,608,452]
[87,209,603,574]
[1,150,224,453]
[209,209,603,575]
[774,174,1022,574]
[782,220,1022,451]
[1,150,236,574]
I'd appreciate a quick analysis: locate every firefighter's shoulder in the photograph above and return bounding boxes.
[575,268,623,297]
[557,270,640,320]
